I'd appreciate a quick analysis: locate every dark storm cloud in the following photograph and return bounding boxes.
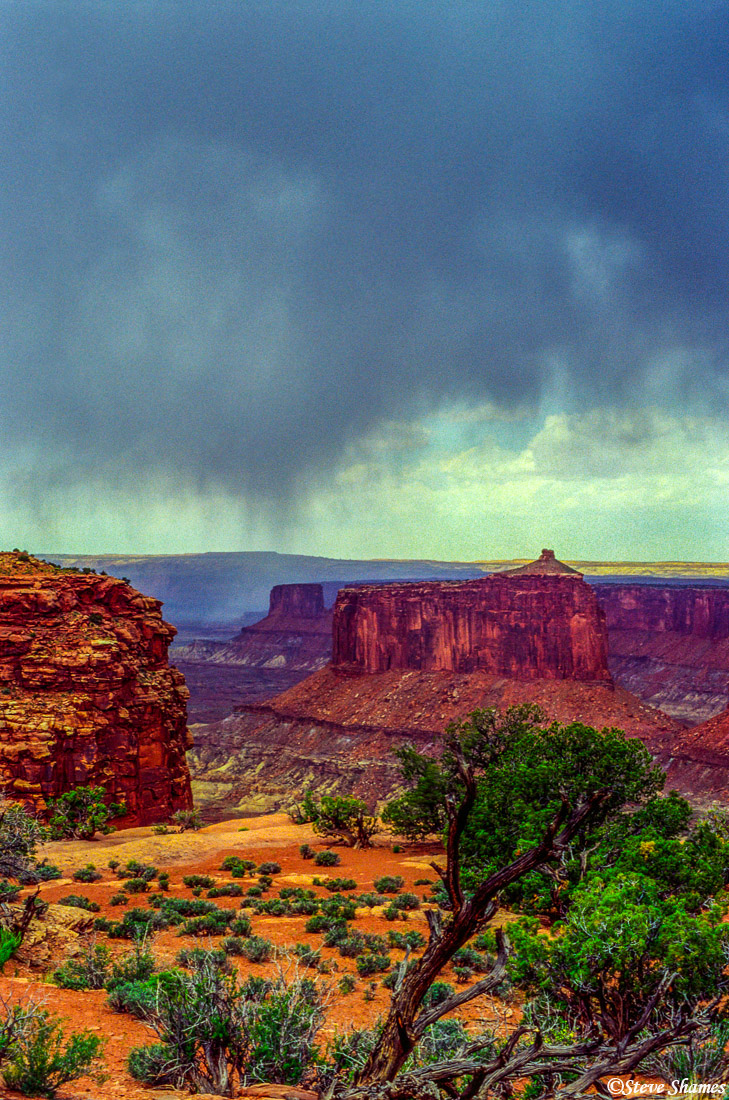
[2,0,729,501]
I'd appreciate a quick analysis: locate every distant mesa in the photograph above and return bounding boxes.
[0,550,192,826]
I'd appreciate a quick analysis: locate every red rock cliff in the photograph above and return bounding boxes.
[0,552,192,826]
[595,584,729,723]
[332,571,611,681]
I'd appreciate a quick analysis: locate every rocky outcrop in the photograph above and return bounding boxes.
[188,666,681,815]
[0,551,192,826]
[333,569,611,681]
[177,583,333,673]
[595,584,729,723]
[657,706,729,805]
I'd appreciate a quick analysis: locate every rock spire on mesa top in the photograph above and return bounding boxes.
[504,548,583,578]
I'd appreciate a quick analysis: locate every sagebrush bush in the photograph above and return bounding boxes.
[53,943,111,991]
[72,864,101,884]
[2,1010,103,1098]
[57,894,100,913]
[314,850,340,867]
[373,875,404,894]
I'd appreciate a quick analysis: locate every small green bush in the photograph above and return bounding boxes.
[356,953,391,977]
[53,944,111,991]
[48,785,125,841]
[208,883,243,898]
[221,856,256,876]
[56,894,100,913]
[338,974,356,994]
[387,929,426,951]
[182,874,215,889]
[127,1042,177,1086]
[322,877,357,892]
[122,877,149,894]
[299,843,315,859]
[240,935,273,963]
[0,880,21,903]
[373,875,404,894]
[314,850,340,867]
[230,916,253,937]
[0,927,21,972]
[422,981,455,1007]
[72,864,101,884]
[2,1011,104,1098]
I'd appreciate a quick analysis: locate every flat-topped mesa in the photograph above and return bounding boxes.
[262,583,329,632]
[0,551,192,826]
[332,552,611,681]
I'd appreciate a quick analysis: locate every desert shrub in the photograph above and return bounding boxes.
[221,856,256,876]
[230,916,253,937]
[171,808,202,831]
[104,907,170,939]
[34,862,61,882]
[108,859,120,871]
[382,961,418,990]
[452,946,490,972]
[107,970,186,1018]
[178,910,234,937]
[289,896,319,915]
[300,793,379,849]
[356,953,391,977]
[56,895,100,913]
[176,946,230,972]
[246,885,263,898]
[322,877,357,892]
[121,877,149,894]
[125,953,325,1092]
[106,940,157,990]
[53,942,111,991]
[257,862,282,875]
[373,875,404,894]
[314,850,340,867]
[305,914,333,935]
[414,878,433,886]
[383,904,407,921]
[157,873,170,890]
[292,944,322,969]
[47,786,124,841]
[72,864,101,884]
[151,824,170,835]
[338,974,357,994]
[240,936,274,963]
[258,898,292,917]
[320,895,357,920]
[405,1018,471,1068]
[422,981,455,1007]
[387,929,426,951]
[182,874,215,889]
[2,1011,103,1098]
[257,874,273,889]
[353,892,388,908]
[338,935,367,958]
[127,1042,177,1086]
[387,892,420,911]
[323,920,352,948]
[119,860,158,881]
[222,936,248,956]
[208,883,243,898]
[299,843,315,859]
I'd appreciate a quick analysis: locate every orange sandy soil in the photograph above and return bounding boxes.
[0,814,517,1100]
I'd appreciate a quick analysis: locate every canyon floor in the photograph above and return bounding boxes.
[0,814,517,1100]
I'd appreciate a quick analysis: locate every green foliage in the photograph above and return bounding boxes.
[2,1012,103,1098]
[171,808,202,831]
[53,943,111,990]
[56,894,100,913]
[47,786,124,840]
[221,856,256,877]
[257,861,282,875]
[121,877,149,894]
[105,941,156,990]
[0,881,21,903]
[299,843,315,859]
[72,864,101,883]
[373,875,404,894]
[321,876,357,892]
[0,804,47,882]
[124,953,325,1093]
[356,953,391,977]
[509,874,729,1041]
[239,935,274,963]
[380,748,448,840]
[0,928,21,972]
[313,850,340,867]
[109,892,128,906]
[421,981,455,1007]
[301,793,379,848]
[182,873,215,889]
[387,930,426,951]
[208,883,243,897]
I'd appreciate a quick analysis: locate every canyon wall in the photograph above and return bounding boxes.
[595,584,729,723]
[0,552,192,826]
[332,574,611,681]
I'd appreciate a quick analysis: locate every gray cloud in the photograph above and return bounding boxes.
[3,0,729,511]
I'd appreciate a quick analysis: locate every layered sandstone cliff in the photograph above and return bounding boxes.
[595,584,729,723]
[332,568,611,681]
[0,551,192,826]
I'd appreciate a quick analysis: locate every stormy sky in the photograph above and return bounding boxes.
[2,0,729,560]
